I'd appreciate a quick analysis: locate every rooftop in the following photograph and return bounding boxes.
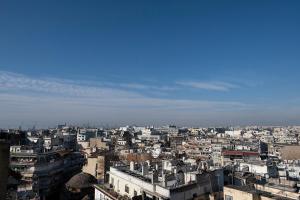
[116,166,152,183]
[225,185,295,200]
[222,150,259,156]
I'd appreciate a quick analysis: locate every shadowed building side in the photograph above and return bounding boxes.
[0,140,10,200]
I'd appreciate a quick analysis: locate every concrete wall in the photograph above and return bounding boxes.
[170,185,210,200]
[83,156,106,181]
[223,186,255,200]
[83,157,98,177]
[255,184,299,200]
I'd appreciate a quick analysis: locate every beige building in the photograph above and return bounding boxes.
[223,185,295,200]
[90,138,110,150]
[224,186,257,200]
[83,155,106,182]
[83,151,119,183]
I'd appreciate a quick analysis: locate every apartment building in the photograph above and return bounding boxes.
[95,160,223,200]
[9,146,85,199]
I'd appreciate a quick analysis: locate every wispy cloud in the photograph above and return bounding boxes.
[0,71,140,98]
[0,71,250,127]
[119,83,176,91]
[0,71,243,108]
[176,81,239,91]
[119,83,149,90]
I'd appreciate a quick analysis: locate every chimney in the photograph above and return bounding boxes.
[130,161,135,171]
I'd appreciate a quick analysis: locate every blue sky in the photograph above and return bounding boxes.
[0,0,300,127]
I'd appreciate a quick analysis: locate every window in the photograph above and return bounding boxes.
[111,177,114,185]
[95,163,98,176]
[125,185,129,193]
[225,195,233,200]
[134,190,137,196]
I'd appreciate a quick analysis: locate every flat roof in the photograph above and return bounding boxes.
[225,185,295,200]
[222,150,259,156]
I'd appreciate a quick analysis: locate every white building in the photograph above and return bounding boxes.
[225,130,242,138]
[238,160,277,178]
[94,162,223,200]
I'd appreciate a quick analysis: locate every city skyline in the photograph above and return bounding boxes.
[1,1,300,127]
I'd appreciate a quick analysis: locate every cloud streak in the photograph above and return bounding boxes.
[0,71,251,127]
[0,71,244,108]
[119,83,176,91]
[176,81,238,91]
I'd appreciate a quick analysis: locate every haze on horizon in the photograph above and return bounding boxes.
[0,1,300,128]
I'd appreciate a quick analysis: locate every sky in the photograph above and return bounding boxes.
[0,0,300,128]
